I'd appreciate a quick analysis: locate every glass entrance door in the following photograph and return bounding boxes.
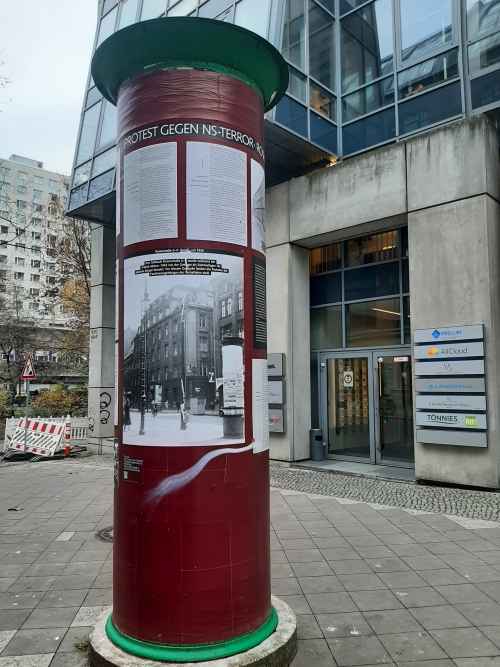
[321,349,414,466]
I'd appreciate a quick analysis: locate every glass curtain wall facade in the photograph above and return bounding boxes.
[67,0,500,219]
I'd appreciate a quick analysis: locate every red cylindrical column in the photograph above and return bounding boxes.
[92,17,288,662]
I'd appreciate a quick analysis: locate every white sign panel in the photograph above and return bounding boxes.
[415,378,486,393]
[414,325,484,344]
[269,409,285,433]
[268,353,284,377]
[414,360,485,376]
[416,412,487,429]
[252,359,269,452]
[417,429,488,448]
[416,395,487,411]
[268,381,284,404]
[414,342,484,360]
[343,371,354,388]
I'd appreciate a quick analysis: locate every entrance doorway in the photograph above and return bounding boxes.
[320,349,414,466]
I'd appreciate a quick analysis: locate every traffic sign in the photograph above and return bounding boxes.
[20,355,36,380]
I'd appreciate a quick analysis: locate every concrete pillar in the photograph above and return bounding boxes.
[408,116,500,489]
[88,223,115,455]
[266,241,310,462]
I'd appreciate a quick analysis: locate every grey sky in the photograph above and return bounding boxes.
[1,1,98,175]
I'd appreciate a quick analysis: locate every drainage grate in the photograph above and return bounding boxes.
[94,526,113,543]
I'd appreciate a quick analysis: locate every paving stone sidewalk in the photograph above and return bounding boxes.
[0,460,499,666]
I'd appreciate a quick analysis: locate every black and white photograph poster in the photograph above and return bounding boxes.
[122,250,245,447]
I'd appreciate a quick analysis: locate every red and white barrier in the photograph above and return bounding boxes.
[8,417,68,457]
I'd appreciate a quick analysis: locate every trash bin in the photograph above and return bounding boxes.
[310,429,324,461]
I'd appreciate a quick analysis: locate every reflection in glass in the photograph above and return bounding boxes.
[398,49,459,98]
[346,298,401,347]
[69,184,88,211]
[97,7,117,48]
[76,101,102,165]
[168,0,197,15]
[141,0,166,19]
[327,357,371,458]
[398,81,462,134]
[469,31,500,73]
[342,76,394,122]
[467,0,500,40]
[310,111,338,153]
[73,162,92,187]
[310,243,341,274]
[282,0,306,70]
[341,0,393,94]
[310,82,336,120]
[344,262,400,301]
[118,0,139,28]
[310,272,342,306]
[288,65,307,102]
[400,0,452,63]
[310,305,342,349]
[471,68,500,108]
[275,95,308,137]
[98,101,117,148]
[309,0,335,91]
[378,356,414,463]
[88,170,115,201]
[92,147,116,178]
[342,106,395,154]
[234,0,270,37]
[199,0,232,18]
[346,230,398,266]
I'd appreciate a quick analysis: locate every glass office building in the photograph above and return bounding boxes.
[73,0,500,487]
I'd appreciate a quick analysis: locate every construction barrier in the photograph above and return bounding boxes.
[7,416,69,457]
[3,416,89,450]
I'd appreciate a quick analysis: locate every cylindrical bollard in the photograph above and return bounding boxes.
[91,17,288,663]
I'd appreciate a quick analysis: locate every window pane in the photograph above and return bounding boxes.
[340,0,367,15]
[103,0,118,14]
[400,0,452,63]
[342,76,394,122]
[275,95,308,137]
[468,31,500,74]
[199,0,232,18]
[310,305,343,348]
[342,106,395,155]
[76,101,102,165]
[310,243,341,274]
[344,261,400,301]
[310,81,336,119]
[88,170,115,201]
[402,258,409,293]
[471,68,500,108]
[403,296,411,344]
[234,0,270,37]
[398,81,462,135]
[288,65,307,102]
[398,49,459,99]
[309,0,335,90]
[467,0,500,41]
[168,0,197,15]
[347,298,401,347]
[141,0,166,19]
[86,86,101,108]
[310,272,342,306]
[310,111,338,153]
[316,0,334,13]
[341,0,393,94]
[282,0,306,70]
[98,100,117,148]
[346,231,398,266]
[69,184,88,210]
[118,0,139,28]
[310,353,320,429]
[97,7,117,47]
[92,147,116,177]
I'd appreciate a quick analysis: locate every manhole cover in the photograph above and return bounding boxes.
[94,526,113,543]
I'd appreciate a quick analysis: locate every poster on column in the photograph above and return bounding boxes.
[122,250,245,446]
[251,159,266,255]
[123,142,178,246]
[186,142,247,246]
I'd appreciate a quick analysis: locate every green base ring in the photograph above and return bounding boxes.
[106,607,278,663]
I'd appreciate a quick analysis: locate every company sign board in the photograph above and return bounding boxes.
[416,395,487,411]
[413,342,484,360]
[416,412,487,429]
[268,381,284,405]
[269,409,285,433]
[414,378,486,393]
[417,429,488,448]
[414,360,485,376]
[414,325,484,344]
[267,353,284,378]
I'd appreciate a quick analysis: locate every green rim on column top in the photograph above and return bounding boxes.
[91,16,289,112]
[105,607,279,662]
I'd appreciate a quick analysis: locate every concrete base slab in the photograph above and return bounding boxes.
[89,596,297,667]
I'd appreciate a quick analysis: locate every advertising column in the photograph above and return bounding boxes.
[91,17,288,662]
